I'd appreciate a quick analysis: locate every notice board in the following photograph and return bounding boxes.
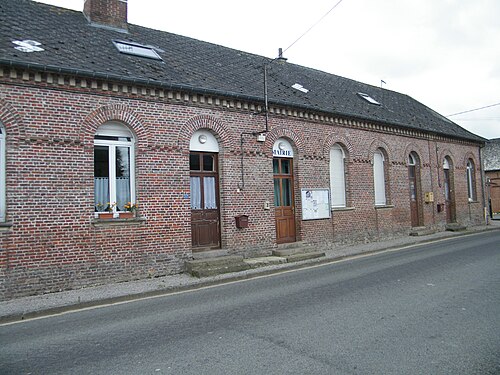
[301,189,331,220]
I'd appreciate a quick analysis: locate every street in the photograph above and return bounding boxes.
[1,231,499,374]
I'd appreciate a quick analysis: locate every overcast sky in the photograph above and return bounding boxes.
[35,0,500,140]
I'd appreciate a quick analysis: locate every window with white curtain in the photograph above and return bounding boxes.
[0,124,5,221]
[466,159,476,202]
[373,149,386,206]
[94,123,135,213]
[330,144,346,207]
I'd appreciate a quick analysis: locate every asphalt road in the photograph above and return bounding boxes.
[1,231,499,374]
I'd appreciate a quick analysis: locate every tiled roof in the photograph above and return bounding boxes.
[0,0,485,143]
[484,138,500,171]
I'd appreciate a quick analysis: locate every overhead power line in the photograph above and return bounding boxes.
[282,0,345,55]
[447,102,500,117]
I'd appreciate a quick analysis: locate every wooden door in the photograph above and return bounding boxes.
[443,168,456,223]
[190,152,220,249]
[273,158,296,243]
[408,159,423,227]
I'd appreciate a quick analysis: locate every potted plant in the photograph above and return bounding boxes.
[98,202,115,219]
[120,202,137,219]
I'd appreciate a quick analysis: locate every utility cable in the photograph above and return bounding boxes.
[447,102,500,117]
[282,0,345,56]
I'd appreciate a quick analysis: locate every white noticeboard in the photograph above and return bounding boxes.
[301,189,331,220]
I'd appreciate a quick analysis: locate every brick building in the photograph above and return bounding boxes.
[0,0,486,300]
[483,139,500,215]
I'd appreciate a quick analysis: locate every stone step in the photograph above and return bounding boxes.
[409,227,436,236]
[243,256,287,269]
[284,251,325,263]
[446,223,467,232]
[185,255,250,278]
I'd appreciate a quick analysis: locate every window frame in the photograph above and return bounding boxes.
[329,144,346,208]
[94,123,136,214]
[373,149,387,206]
[0,124,5,221]
[466,159,476,202]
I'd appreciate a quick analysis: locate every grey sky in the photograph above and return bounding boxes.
[35,0,500,140]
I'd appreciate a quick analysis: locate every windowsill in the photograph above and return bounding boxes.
[0,222,13,231]
[468,200,479,204]
[92,216,146,226]
[374,204,395,210]
[331,206,355,212]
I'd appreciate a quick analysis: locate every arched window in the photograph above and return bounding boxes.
[373,149,387,206]
[466,159,476,202]
[0,124,5,221]
[330,144,346,208]
[94,122,135,213]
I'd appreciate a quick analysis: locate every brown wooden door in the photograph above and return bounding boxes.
[409,165,419,227]
[274,158,296,244]
[444,168,456,223]
[190,152,220,249]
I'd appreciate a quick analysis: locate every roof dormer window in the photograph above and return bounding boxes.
[113,41,162,60]
[357,92,381,105]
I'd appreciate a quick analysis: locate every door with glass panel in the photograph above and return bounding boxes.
[408,153,422,227]
[443,157,456,223]
[190,152,220,249]
[273,157,296,244]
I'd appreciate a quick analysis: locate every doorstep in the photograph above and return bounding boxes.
[186,250,326,277]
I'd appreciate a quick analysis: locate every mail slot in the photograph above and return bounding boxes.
[235,215,249,228]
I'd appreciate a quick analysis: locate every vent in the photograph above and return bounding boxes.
[357,92,381,105]
[114,41,162,60]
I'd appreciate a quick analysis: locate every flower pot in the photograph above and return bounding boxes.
[98,212,114,219]
[119,212,134,219]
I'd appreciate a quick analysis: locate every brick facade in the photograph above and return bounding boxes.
[0,68,485,300]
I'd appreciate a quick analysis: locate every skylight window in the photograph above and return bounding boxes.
[357,92,381,105]
[292,83,309,93]
[12,40,44,53]
[113,41,162,60]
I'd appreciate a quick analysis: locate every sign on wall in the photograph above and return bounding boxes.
[301,189,331,220]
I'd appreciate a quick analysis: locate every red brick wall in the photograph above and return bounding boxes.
[0,74,485,299]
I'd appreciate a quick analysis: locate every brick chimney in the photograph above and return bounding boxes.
[83,0,128,31]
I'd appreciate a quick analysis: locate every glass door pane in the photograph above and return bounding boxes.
[282,178,292,206]
[274,178,281,206]
[116,146,131,211]
[94,145,110,210]
[190,177,201,209]
[203,176,217,209]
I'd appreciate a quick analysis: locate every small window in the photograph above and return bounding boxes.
[94,123,135,214]
[330,144,346,208]
[466,159,476,202]
[0,124,5,221]
[357,92,381,105]
[113,41,162,60]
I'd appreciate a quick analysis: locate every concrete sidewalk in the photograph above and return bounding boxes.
[1,221,499,324]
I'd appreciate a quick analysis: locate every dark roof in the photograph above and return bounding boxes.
[484,138,500,171]
[0,0,484,143]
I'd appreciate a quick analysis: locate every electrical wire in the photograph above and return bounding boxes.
[282,0,345,55]
[447,102,500,117]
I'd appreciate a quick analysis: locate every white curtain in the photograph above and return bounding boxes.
[94,177,110,210]
[204,177,217,209]
[330,146,346,207]
[116,177,131,211]
[190,177,201,209]
[373,151,386,205]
